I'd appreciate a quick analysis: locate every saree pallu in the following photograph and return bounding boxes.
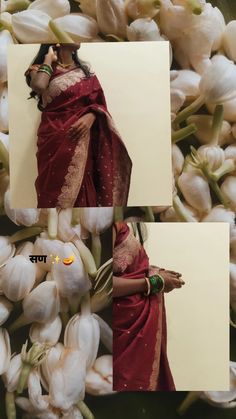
[113,223,175,391]
[31,66,132,208]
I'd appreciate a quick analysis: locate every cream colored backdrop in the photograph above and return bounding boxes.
[8,42,172,208]
[144,222,229,390]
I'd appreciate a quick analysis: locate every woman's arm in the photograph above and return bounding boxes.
[113,276,148,298]
[29,47,57,95]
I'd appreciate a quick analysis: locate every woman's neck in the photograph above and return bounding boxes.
[58,48,74,65]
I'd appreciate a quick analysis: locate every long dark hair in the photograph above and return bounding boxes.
[131,222,148,246]
[25,44,92,110]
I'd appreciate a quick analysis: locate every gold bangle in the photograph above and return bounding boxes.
[144,277,151,297]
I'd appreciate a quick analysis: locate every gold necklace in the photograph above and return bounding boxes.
[57,60,74,68]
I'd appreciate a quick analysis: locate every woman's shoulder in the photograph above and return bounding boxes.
[114,222,130,235]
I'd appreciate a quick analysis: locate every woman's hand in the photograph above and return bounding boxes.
[68,113,96,142]
[45,46,58,64]
[160,270,185,293]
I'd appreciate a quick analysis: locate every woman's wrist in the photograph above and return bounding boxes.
[144,274,165,296]
[44,54,53,66]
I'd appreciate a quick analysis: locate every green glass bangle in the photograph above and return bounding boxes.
[37,68,52,77]
[40,63,53,72]
[149,274,165,294]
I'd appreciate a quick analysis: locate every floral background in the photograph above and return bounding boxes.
[1,0,236,418]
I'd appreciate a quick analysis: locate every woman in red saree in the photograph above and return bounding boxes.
[25,44,132,208]
[113,222,185,391]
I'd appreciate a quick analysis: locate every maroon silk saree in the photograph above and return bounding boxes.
[113,223,175,391]
[28,65,132,208]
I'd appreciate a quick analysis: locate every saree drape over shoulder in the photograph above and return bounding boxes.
[27,65,132,208]
[113,223,175,391]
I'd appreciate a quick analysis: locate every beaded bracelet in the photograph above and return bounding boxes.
[149,274,165,294]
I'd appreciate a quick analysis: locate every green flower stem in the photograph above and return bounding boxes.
[173,195,196,222]
[8,313,29,334]
[81,292,91,317]
[212,159,235,181]
[5,0,30,13]
[91,233,101,268]
[72,208,80,226]
[48,20,75,43]
[0,20,13,33]
[17,362,31,394]
[73,238,97,278]
[142,206,155,222]
[5,392,16,419]
[105,34,124,42]
[177,392,202,415]
[114,207,124,221]
[172,123,197,143]
[174,96,205,127]
[9,227,43,244]
[190,147,231,207]
[186,0,202,15]
[77,401,94,419]
[48,208,58,239]
[0,140,9,173]
[200,162,230,207]
[210,104,224,145]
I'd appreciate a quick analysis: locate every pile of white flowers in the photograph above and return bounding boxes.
[1,0,236,415]
[0,207,113,419]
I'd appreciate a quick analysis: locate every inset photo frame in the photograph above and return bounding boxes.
[113,222,229,391]
[8,42,172,208]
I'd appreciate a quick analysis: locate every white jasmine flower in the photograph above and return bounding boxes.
[187,115,232,146]
[127,18,163,41]
[23,281,60,323]
[40,343,64,392]
[172,144,184,178]
[53,13,98,41]
[159,1,225,74]
[0,84,8,133]
[49,348,86,411]
[4,190,40,226]
[86,355,113,395]
[0,236,15,268]
[223,20,236,62]
[96,0,127,38]
[125,0,160,20]
[0,254,36,302]
[0,30,14,84]
[2,353,21,392]
[178,168,212,214]
[220,176,236,211]
[75,0,97,19]
[200,55,236,104]
[30,316,62,346]
[0,296,13,326]
[0,327,11,374]
[12,10,57,43]
[28,0,70,19]
[64,302,100,370]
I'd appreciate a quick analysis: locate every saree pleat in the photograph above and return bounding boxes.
[30,66,132,208]
[113,223,176,391]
